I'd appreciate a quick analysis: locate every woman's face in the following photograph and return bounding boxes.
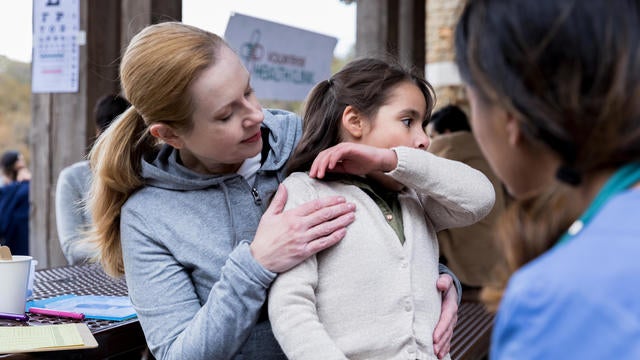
[466,86,560,199]
[359,81,430,150]
[177,46,264,175]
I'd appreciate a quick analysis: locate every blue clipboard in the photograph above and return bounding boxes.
[26,294,137,321]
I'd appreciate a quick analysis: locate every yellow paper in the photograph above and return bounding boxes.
[0,323,84,352]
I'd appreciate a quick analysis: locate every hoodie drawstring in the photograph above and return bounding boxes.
[220,184,240,247]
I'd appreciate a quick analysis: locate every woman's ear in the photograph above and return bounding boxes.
[149,123,184,149]
[505,112,522,147]
[341,105,365,140]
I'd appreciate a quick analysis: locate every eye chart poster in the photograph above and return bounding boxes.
[32,0,80,93]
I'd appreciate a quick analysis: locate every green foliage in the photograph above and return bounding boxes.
[0,56,31,162]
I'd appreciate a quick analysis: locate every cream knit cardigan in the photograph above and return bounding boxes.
[269,147,495,360]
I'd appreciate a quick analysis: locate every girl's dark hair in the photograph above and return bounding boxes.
[287,57,435,174]
[455,0,640,309]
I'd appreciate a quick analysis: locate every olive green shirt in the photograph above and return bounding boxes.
[334,175,405,244]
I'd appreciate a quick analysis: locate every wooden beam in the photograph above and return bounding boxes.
[31,1,91,268]
[120,0,152,50]
[355,0,425,74]
[356,0,395,58]
[87,0,122,142]
[398,0,425,76]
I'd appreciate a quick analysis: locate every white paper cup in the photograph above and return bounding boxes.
[0,255,32,315]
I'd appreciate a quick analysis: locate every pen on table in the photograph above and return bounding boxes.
[0,311,29,322]
[28,307,85,320]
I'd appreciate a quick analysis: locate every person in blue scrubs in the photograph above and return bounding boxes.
[454,0,640,358]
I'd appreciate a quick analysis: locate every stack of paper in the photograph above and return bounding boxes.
[0,323,97,353]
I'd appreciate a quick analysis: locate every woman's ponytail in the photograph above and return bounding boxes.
[87,107,155,277]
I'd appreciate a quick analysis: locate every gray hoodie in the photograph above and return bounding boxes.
[120,109,301,360]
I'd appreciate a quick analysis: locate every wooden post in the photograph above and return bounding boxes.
[398,0,425,76]
[356,0,396,58]
[121,0,182,51]
[355,0,425,74]
[30,0,181,268]
[30,1,91,268]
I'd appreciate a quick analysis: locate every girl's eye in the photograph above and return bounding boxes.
[401,118,412,127]
[244,87,254,97]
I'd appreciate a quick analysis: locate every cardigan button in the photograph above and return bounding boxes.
[385,214,393,221]
[404,303,412,311]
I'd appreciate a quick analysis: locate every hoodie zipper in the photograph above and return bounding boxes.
[251,187,263,206]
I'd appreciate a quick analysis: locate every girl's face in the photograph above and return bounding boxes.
[466,86,560,199]
[359,81,430,150]
[177,46,264,175]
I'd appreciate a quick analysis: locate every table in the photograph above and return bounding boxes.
[0,264,149,359]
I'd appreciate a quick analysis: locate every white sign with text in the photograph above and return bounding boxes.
[225,13,337,102]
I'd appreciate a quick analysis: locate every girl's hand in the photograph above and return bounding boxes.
[251,184,356,273]
[309,143,398,179]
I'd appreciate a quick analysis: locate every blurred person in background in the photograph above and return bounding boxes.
[0,150,31,255]
[426,105,509,298]
[55,94,130,265]
[1,150,30,184]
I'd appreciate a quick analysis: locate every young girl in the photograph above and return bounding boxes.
[268,58,495,360]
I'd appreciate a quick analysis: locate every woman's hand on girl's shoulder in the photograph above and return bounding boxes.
[251,184,356,273]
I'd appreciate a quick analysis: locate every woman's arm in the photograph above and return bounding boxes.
[121,208,271,360]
